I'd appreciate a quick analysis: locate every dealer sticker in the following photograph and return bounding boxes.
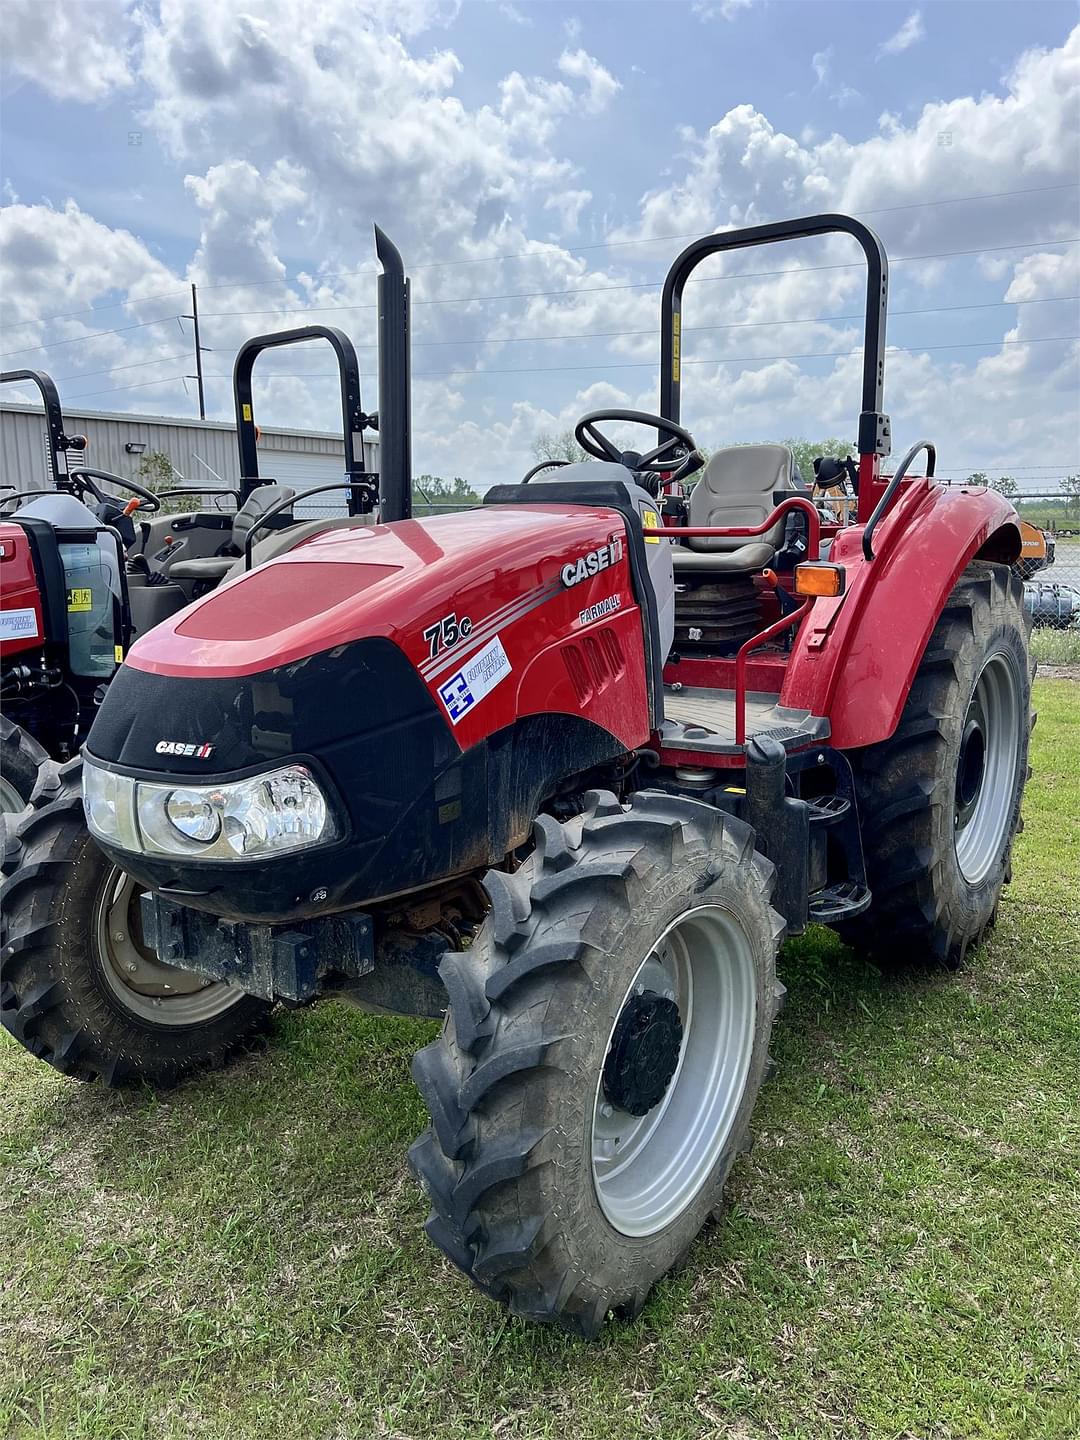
[0,608,39,641]
[438,635,512,725]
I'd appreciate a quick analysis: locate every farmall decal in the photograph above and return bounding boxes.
[578,595,622,626]
[561,537,624,588]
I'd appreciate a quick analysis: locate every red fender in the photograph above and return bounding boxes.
[780,481,1022,749]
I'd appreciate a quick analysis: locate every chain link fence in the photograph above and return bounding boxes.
[1013,496,1080,665]
[1024,544,1080,665]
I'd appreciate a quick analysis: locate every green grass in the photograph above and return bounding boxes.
[2,683,1078,1440]
[1033,627,1080,665]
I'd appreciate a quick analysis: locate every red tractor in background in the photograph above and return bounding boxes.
[2,217,1031,1337]
[0,313,381,1083]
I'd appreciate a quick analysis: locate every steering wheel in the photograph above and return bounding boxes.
[68,468,161,513]
[521,459,570,483]
[574,409,701,477]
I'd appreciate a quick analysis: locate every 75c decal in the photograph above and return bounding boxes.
[423,610,473,659]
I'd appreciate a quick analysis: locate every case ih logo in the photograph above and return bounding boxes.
[561,537,624,589]
[155,740,215,759]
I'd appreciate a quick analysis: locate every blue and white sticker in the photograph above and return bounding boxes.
[0,608,40,642]
[438,635,512,725]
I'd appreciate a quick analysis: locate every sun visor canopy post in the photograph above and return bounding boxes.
[659,213,891,461]
[374,225,412,523]
[232,326,373,514]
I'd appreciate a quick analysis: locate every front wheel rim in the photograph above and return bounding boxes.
[93,866,244,1026]
[591,904,757,1238]
[954,652,1022,886]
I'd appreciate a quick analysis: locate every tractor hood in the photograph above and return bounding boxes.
[112,507,625,682]
[82,504,652,922]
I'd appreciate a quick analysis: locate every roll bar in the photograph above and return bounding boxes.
[233,326,375,516]
[659,213,891,462]
[0,369,87,489]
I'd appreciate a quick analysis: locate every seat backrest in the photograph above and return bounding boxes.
[225,514,377,579]
[230,484,296,547]
[687,444,796,553]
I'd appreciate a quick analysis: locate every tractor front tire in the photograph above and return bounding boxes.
[410,789,786,1338]
[1,757,273,1088]
[839,560,1032,969]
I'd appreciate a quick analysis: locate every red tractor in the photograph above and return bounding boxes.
[2,217,1031,1336]
[1,323,378,1082]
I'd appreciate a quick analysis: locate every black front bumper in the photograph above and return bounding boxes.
[140,891,375,1003]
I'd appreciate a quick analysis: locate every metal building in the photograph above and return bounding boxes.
[0,402,378,518]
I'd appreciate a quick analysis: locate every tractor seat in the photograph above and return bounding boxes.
[167,484,296,585]
[224,514,377,578]
[672,444,798,577]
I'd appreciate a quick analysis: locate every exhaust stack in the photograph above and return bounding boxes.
[374,225,412,522]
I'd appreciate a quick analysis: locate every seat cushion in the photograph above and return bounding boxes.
[166,555,235,583]
[672,541,775,575]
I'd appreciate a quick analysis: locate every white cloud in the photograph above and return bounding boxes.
[556,48,620,114]
[692,0,756,21]
[811,46,860,107]
[878,9,925,60]
[0,0,133,100]
[831,83,862,108]
[544,189,593,232]
[499,2,532,27]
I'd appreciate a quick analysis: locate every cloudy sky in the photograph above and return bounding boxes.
[1,0,1077,492]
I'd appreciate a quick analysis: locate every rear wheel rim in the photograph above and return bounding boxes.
[954,652,1021,886]
[591,904,757,1238]
[93,866,244,1026]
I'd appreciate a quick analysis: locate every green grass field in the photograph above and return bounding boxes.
[1032,628,1080,665]
[1,683,1077,1440]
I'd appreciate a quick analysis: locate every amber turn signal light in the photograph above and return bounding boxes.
[794,562,846,598]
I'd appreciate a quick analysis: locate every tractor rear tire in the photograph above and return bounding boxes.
[409,789,786,1338]
[1,756,273,1088]
[0,717,49,814]
[838,561,1032,969]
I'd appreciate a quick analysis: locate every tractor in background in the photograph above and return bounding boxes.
[0,254,395,1083]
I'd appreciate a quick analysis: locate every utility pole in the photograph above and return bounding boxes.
[184,283,208,420]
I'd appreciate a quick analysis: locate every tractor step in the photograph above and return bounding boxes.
[661,687,830,757]
[806,794,851,824]
[807,880,872,923]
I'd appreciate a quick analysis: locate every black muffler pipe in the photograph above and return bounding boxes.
[374,225,412,522]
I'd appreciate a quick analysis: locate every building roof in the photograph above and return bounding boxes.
[0,399,346,444]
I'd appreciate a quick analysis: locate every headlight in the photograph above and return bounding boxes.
[83,761,338,861]
[164,789,222,843]
[82,762,140,851]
